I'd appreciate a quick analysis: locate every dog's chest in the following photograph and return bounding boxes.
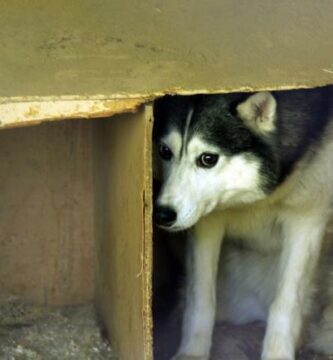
[224,205,282,252]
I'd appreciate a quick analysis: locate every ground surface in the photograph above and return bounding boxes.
[0,294,116,360]
[0,293,332,360]
[154,299,333,360]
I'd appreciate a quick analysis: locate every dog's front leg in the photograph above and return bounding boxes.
[173,212,225,360]
[262,211,327,360]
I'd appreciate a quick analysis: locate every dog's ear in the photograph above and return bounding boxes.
[236,92,277,133]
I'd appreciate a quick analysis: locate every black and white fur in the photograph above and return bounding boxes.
[153,87,333,360]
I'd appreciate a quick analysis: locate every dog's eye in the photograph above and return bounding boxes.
[197,153,219,168]
[159,144,173,161]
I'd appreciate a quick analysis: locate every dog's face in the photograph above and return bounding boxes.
[153,92,281,231]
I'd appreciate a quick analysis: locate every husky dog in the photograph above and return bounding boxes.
[153,87,333,360]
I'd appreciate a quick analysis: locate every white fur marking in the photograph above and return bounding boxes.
[183,107,194,152]
[161,130,182,159]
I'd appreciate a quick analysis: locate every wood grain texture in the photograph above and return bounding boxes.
[0,0,333,103]
[94,107,153,360]
[0,120,95,305]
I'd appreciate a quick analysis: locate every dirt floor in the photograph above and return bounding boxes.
[154,310,333,360]
[0,294,116,360]
[153,291,333,360]
[0,292,332,360]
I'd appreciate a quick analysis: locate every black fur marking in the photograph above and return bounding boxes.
[274,87,332,181]
[153,95,197,140]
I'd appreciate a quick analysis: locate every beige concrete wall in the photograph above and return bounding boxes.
[0,120,95,305]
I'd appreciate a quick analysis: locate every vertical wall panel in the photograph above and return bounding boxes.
[94,106,153,360]
[0,120,95,305]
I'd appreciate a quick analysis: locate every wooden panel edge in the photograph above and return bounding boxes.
[143,104,153,360]
[0,98,147,129]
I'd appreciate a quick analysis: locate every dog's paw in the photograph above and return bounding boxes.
[261,352,294,360]
[261,331,294,360]
[261,351,294,360]
[262,358,293,360]
[262,352,293,360]
[170,355,208,360]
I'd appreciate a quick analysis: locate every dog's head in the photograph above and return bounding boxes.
[153,92,280,231]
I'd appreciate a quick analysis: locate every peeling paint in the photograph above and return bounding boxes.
[0,98,147,129]
[24,106,40,117]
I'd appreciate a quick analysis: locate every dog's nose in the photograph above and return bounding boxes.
[154,205,177,227]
